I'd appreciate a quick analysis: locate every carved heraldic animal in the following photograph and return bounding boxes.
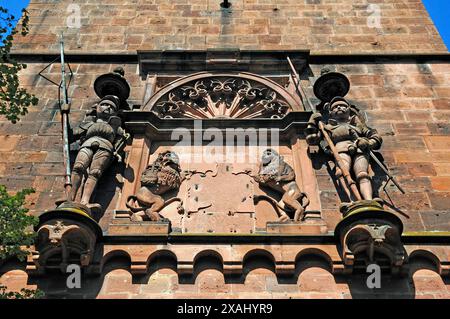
[253,149,309,222]
[127,151,183,222]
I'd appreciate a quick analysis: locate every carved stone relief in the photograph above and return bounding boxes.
[126,151,184,222]
[144,72,302,119]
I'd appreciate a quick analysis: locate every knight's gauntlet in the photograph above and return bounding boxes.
[368,138,379,150]
[305,124,320,146]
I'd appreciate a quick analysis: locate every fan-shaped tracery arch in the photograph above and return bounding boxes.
[144,72,302,119]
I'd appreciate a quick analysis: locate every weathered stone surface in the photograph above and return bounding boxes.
[11,0,447,55]
[0,0,449,300]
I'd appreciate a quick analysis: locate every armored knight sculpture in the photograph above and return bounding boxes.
[305,96,382,203]
[34,67,131,271]
[303,71,406,268]
[68,94,129,210]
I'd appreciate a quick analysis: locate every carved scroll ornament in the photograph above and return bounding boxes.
[149,74,297,119]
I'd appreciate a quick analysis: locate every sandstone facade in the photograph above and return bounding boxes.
[0,0,449,298]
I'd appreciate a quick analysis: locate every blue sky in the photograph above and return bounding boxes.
[0,0,29,21]
[422,0,450,50]
[0,0,449,50]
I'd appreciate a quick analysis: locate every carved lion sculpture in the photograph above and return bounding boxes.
[253,149,309,222]
[127,151,184,222]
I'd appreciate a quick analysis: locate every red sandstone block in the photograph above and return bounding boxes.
[258,35,281,44]
[139,273,176,294]
[383,192,431,212]
[432,152,450,162]
[425,136,450,151]
[406,163,437,177]
[394,151,429,163]
[348,75,383,86]
[102,271,139,295]
[434,88,450,98]
[232,279,266,293]
[0,151,47,163]
[266,281,299,294]
[196,271,229,294]
[432,111,450,122]
[394,123,430,136]
[428,192,450,210]
[367,110,405,122]
[396,176,432,193]
[430,64,450,73]
[346,87,374,100]
[404,111,433,122]
[430,177,450,192]
[432,99,450,110]
[413,270,447,293]
[434,163,450,176]
[199,25,220,34]
[298,275,336,293]
[0,135,21,152]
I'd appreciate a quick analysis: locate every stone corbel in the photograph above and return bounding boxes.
[32,202,103,274]
[334,201,405,274]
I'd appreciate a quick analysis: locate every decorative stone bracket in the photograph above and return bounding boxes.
[31,202,103,274]
[334,200,406,274]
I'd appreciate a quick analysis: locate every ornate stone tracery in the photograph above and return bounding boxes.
[144,72,300,119]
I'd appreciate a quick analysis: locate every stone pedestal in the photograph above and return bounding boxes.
[334,200,405,274]
[108,210,171,236]
[33,202,102,274]
[266,211,328,234]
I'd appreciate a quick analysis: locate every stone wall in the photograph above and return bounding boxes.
[1,245,449,299]
[0,59,449,299]
[12,0,447,54]
[2,59,448,233]
[0,0,449,299]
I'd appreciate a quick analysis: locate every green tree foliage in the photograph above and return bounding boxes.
[0,186,42,299]
[0,186,38,261]
[0,6,39,123]
[0,7,43,299]
[0,285,44,299]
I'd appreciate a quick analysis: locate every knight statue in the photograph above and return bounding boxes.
[305,96,382,202]
[68,94,130,210]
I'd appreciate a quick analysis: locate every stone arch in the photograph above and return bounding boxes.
[192,249,224,274]
[100,250,132,273]
[242,249,276,274]
[295,248,334,274]
[143,71,303,119]
[146,249,178,275]
[188,250,225,286]
[408,249,442,275]
[295,249,337,294]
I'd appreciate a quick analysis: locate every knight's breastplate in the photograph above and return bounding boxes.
[327,123,361,144]
[85,122,116,143]
[326,122,363,153]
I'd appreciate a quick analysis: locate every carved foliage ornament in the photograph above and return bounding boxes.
[152,76,291,119]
